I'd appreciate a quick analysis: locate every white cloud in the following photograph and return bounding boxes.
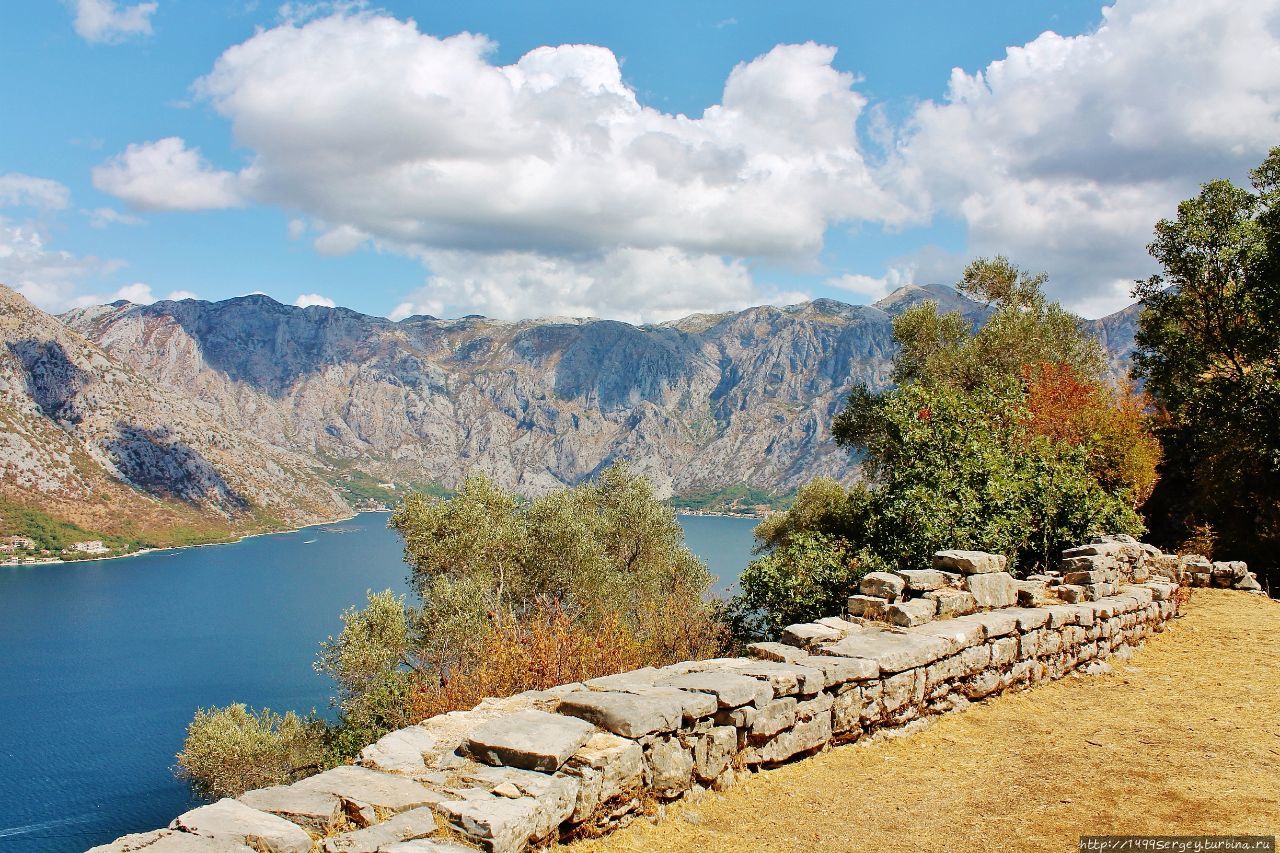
[0,174,71,210]
[312,224,368,256]
[92,137,244,211]
[0,219,124,311]
[294,292,336,308]
[391,246,803,324]
[71,0,158,45]
[889,0,1280,315]
[85,207,143,228]
[827,265,914,301]
[166,289,198,300]
[286,217,306,239]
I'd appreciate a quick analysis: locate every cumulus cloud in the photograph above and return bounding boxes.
[294,292,336,308]
[0,174,71,210]
[92,137,244,211]
[0,220,125,311]
[71,0,158,44]
[888,0,1280,314]
[827,265,914,301]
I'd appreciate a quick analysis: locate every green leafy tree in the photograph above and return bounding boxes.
[175,705,326,799]
[1133,147,1280,576]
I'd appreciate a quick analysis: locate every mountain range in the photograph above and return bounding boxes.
[0,282,1141,549]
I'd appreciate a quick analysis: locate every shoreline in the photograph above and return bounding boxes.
[0,508,381,569]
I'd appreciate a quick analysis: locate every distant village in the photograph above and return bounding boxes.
[1,535,112,565]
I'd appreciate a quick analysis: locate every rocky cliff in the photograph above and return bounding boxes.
[60,283,1141,500]
[0,286,348,544]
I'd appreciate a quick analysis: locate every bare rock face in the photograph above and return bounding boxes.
[0,286,347,536]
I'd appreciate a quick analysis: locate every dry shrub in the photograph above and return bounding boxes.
[408,596,726,720]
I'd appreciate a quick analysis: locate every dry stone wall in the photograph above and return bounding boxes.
[93,537,1260,853]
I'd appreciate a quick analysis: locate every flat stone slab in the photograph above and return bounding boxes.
[746,641,810,664]
[379,842,480,853]
[780,622,844,648]
[657,671,773,708]
[926,588,977,619]
[820,629,951,673]
[894,569,949,591]
[295,765,437,813]
[238,784,342,829]
[805,654,880,685]
[885,598,936,627]
[1002,607,1051,632]
[965,571,1018,607]
[859,571,905,600]
[358,725,440,775]
[171,798,312,853]
[914,618,986,653]
[948,610,1019,637]
[557,690,682,737]
[622,685,718,721]
[436,793,543,853]
[933,550,1007,574]
[321,807,438,853]
[89,831,256,853]
[465,709,595,772]
[728,660,824,695]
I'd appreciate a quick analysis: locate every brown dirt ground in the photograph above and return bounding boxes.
[567,588,1280,853]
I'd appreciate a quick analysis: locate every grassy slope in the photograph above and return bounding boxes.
[572,588,1280,852]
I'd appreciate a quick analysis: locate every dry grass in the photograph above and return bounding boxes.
[569,589,1280,853]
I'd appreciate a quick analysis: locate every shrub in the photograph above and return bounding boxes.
[175,704,325,799]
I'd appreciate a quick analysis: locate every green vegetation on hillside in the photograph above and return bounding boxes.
[670,483,792,514]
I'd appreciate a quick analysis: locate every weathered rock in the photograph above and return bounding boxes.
[964,571,1018,608]
[1062,543,1123,559]
[645,735,694,797]
[378,842,478,853]
[436,795,542,853]
[821,629,951,673]
[894,569,949,592]
[805,654,880,685]
[357,725,439,775]
[1064,570,1110,585]
[294,766,437,817]
[88,831,255,853]
[914,618,986,653]
[1235,573,1263,592]
[454,764,579,841]
[885,598,936,627]
[170,799,312,853]
[658,671,773,709]
[743,707,832,765]
[948,609,1019,638]
[831,687,863,734]
[556,690,682,738]
[690,726,737,782]
[859,571,906,600]
[750,697,798,737]
[320,807,438,853]
[933,550,1006,574]
[1015,580,1049,607]
[1057,583,1087,603]
[745,642,809,664]
[925,588,977,618]
[623,686,718,723]
[464,709,595,772]
[847,594,888,619]
[562,732,644,821]
[780,622,844,648]
[238,785,342,830]
[731,660,824,696]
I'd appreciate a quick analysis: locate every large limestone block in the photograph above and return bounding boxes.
[295,766,437,816]
[658,671,773,709]
[464,709,595,772]
[780,622,844,648]
[914,618,986,653]
[238,784,342,830]
[1062,542,1124,559]
[171,798,312,853]
[556,690,682,738]
[690,726,738,782]
[436,795,542,853]
[645,735,695,797]
[623,686,718,723]
[933,550,1007,574]
[859,571,906,600]
[89,831,255,853]
[1015,580,1050,607]
[847,594,888,619]
[821,629,951,673]
[1064,570,1110,585]
[1057,583,1087,603]
[750,697,798,737]
[1003,607,1050,632]
[964,571,1018,608]
[743,708,832,765]
[885,598,935,627]
[894,569,949,591]
[925,588,977,619]
[561,732,644,822]
[730,660,825,696]
[805,654,880,686]
[358,725,440,775]
[321,807,438,853]
[949,609,1020,638]
[453,764,578,841]
[746,641,809,664]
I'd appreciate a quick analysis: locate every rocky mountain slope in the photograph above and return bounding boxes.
[60,283,1143,502]
[0,286,347,547]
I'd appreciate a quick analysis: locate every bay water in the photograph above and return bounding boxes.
[0,512,757,852]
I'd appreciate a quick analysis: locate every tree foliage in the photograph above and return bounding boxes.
[1133,147,1280,572]
[733,258,1159,638]
[175,705,326,799]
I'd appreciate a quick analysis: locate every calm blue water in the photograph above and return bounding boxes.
[0,511,757,852]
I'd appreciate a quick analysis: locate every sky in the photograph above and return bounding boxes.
[2,0,1278,323]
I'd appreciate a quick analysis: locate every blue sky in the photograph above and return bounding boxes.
[1,0,1275,321]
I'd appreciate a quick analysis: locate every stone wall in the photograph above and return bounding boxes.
[92,539,1257,853]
